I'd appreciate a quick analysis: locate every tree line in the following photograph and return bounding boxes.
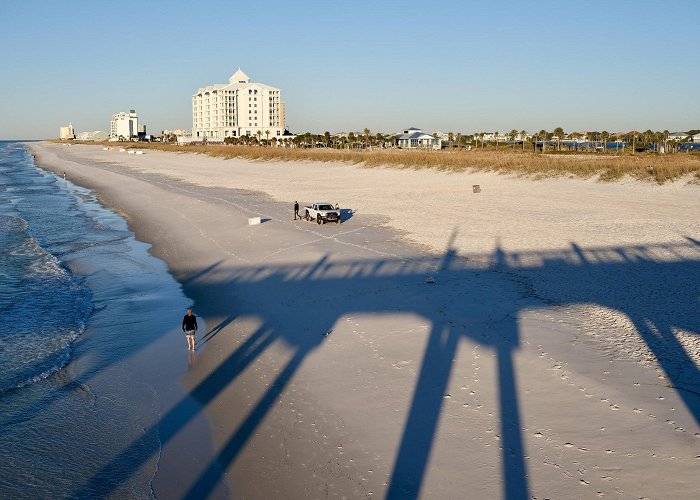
[182,127,698,153]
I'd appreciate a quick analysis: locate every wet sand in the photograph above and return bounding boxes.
[31,142,700,498]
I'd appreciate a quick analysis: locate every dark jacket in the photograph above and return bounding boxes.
[182,313,198,332]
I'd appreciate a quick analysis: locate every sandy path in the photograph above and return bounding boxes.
[31,142,700,499]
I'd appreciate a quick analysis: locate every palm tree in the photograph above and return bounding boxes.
[553,127,564,151]
[264,129,271,142]
[509,129,518,151]
[520,130,527,151]
[538,130,547,152]
[363,128,371,149]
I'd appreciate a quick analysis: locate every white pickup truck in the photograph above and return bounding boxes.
[303,203,340,224]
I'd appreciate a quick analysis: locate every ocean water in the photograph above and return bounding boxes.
[0,142,191,498]
[0,144,96,393]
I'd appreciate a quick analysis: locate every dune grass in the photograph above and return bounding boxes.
[59,140,700,184]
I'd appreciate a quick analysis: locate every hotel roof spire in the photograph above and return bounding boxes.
[229,68,251,84]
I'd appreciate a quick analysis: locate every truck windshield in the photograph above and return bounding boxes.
[318,205,333,210]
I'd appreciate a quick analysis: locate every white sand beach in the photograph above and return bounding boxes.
[31,142,700,498]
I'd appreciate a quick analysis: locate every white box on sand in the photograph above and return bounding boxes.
[102,147,109,151]
[135,151,143,155]
[248,217,262,225]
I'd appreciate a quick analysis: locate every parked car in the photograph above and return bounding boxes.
[303,203,340,224]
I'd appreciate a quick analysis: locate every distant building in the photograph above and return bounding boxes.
[397,127,442,150]
[668,132,689,141]
[692,133,700,143]
[59,123,75,140]
[76,131,109,142]
[162,129,190,137]
[110,110,139,141]
[192,68,285,142]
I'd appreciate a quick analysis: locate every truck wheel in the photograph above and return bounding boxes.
[335,220,339,224]
[305,210,309,221]
[317,215,322,225]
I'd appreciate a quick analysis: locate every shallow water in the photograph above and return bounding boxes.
[0,142,191,498]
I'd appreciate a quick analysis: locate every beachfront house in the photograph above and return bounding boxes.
[397,127,442,150]
[692,133,700,143]
[191,68,285,142]
[667,132,689,142]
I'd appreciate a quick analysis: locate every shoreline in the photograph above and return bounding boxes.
[28,141,700,498]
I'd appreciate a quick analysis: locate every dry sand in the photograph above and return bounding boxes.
[31,142,700,499]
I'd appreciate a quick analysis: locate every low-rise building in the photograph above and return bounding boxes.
[397,127,441,150]
[76,131,109,141]
[162,129,190,137]
[668,132,689,141]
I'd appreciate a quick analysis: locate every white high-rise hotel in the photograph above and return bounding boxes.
[192,69,285,141]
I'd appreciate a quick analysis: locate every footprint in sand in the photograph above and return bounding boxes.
[609,404,620,410]
[533,432,544,438]
[633,408,643,413]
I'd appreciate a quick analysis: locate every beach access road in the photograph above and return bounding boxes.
[30,141,700,499]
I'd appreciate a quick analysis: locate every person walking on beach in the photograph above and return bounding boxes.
[182,307,198,351]
[294,201,299,220]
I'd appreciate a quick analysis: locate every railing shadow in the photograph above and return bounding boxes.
[74,237,700,498]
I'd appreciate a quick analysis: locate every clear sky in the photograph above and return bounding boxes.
[2,0,699,139]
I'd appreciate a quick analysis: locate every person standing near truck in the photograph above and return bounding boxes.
[294,201,299,220]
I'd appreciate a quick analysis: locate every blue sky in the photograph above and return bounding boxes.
[1,0,698,139]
